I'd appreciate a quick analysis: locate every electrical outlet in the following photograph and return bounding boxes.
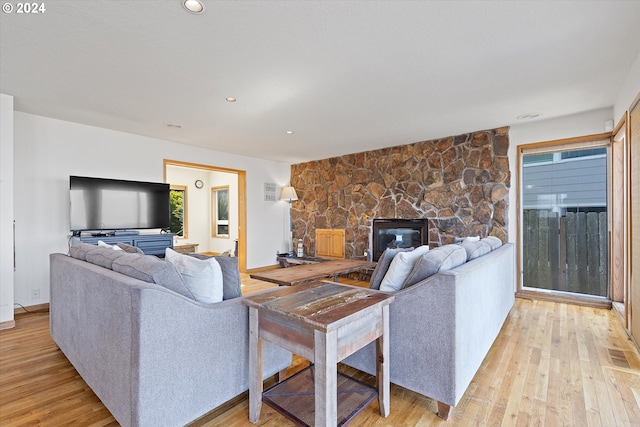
[31,289,40,300]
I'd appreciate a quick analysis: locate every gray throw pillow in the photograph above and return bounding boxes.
[187,254,242,300]
[85,247,127,269]
[112,253,195,300]
[481,236,503,250]
[69,242,101,261]
[116,242,145,255]
[369,247,413,290]
[402,244,467,289]
[461,240,492,261]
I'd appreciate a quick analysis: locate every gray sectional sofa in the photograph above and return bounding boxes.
[49,244,292,427]
[342,241,515,419]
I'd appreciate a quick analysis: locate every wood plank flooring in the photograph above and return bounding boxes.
[2,274,640,426]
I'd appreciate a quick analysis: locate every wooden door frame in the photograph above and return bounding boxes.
[163,159,247,273]
[629,93,640,343]
[611,114,629,329]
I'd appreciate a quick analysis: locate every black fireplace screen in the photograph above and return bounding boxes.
[372,218,429,261]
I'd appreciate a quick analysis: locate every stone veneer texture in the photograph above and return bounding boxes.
[290,127,510,258]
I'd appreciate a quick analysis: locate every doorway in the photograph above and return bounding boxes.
[517,135,611,303]
[163,159,247,272]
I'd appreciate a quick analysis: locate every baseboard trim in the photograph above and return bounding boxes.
[246,264,279,274]
[14,303,50,316]
[0,320,16,330]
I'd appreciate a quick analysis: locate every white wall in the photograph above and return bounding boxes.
[12,112,290,307]
[614,52,640,121]
[0,94,14,326]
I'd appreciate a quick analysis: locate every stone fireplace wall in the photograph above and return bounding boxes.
[290,127,510,258]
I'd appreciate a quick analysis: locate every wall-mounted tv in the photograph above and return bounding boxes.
[70,176,170,233]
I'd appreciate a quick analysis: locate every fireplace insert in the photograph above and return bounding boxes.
[372,218,429,261]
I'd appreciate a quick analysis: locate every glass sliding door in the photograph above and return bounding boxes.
[520,141,609,297]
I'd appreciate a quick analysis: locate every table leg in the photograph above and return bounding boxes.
[248,307,263,424]
[314,329,338,427]
[376,304,390,417]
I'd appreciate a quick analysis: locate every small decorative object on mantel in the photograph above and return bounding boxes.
[264,182,277,201]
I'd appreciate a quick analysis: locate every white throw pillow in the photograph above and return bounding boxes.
[379,245,430,292]
[98,240,123,251]
[165,248,223,303]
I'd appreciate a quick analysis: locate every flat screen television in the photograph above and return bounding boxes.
[70,175,170,234]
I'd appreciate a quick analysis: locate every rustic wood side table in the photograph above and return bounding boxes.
[244,281,394,427]
[249,259,376,287]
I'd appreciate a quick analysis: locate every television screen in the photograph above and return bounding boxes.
[70,176,170,232]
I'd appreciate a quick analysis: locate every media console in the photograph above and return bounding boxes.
[72,233,174,257]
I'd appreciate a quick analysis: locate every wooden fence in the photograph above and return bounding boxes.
[522,210,608,297]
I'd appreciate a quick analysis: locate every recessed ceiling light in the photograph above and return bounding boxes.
[285,130,294,135]
[517,113,542,120]
[166,123,182,129]
[225,97,237,102]
[183,0,204,14]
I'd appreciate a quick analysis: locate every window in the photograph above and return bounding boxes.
[169,185,187,238]
[560,147,606,160]
[212,186,229,238]
[519,137,609,299]
[522,153,553,165]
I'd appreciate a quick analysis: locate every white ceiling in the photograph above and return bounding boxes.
[1,1,639,163]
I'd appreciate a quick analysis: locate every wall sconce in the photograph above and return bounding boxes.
[280,186,298,203]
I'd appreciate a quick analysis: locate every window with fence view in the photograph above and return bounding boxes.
[522,147,608,297]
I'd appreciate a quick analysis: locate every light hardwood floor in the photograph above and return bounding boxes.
[2,274,640,426]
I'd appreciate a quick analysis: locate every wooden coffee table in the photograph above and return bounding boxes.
[250,259,376,287]
[244,281,394,427]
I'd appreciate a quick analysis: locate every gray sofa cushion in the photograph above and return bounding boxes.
[461,240,492,260]
[112,253,195,300]
[69,242,101,261]
[402,244,467,289]
[85,247,127,269]
[482,236,503,250]
[188,254,242,300]
[369,247,413,290]
[116,242,145,255]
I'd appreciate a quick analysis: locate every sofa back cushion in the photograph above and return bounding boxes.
[402,244,467,289]
[481,236,503,250]
[85,247,127,269]
[69,242,101,261]
[112,253,195,300]
[460,240,492,261]
[369,247,413,290]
